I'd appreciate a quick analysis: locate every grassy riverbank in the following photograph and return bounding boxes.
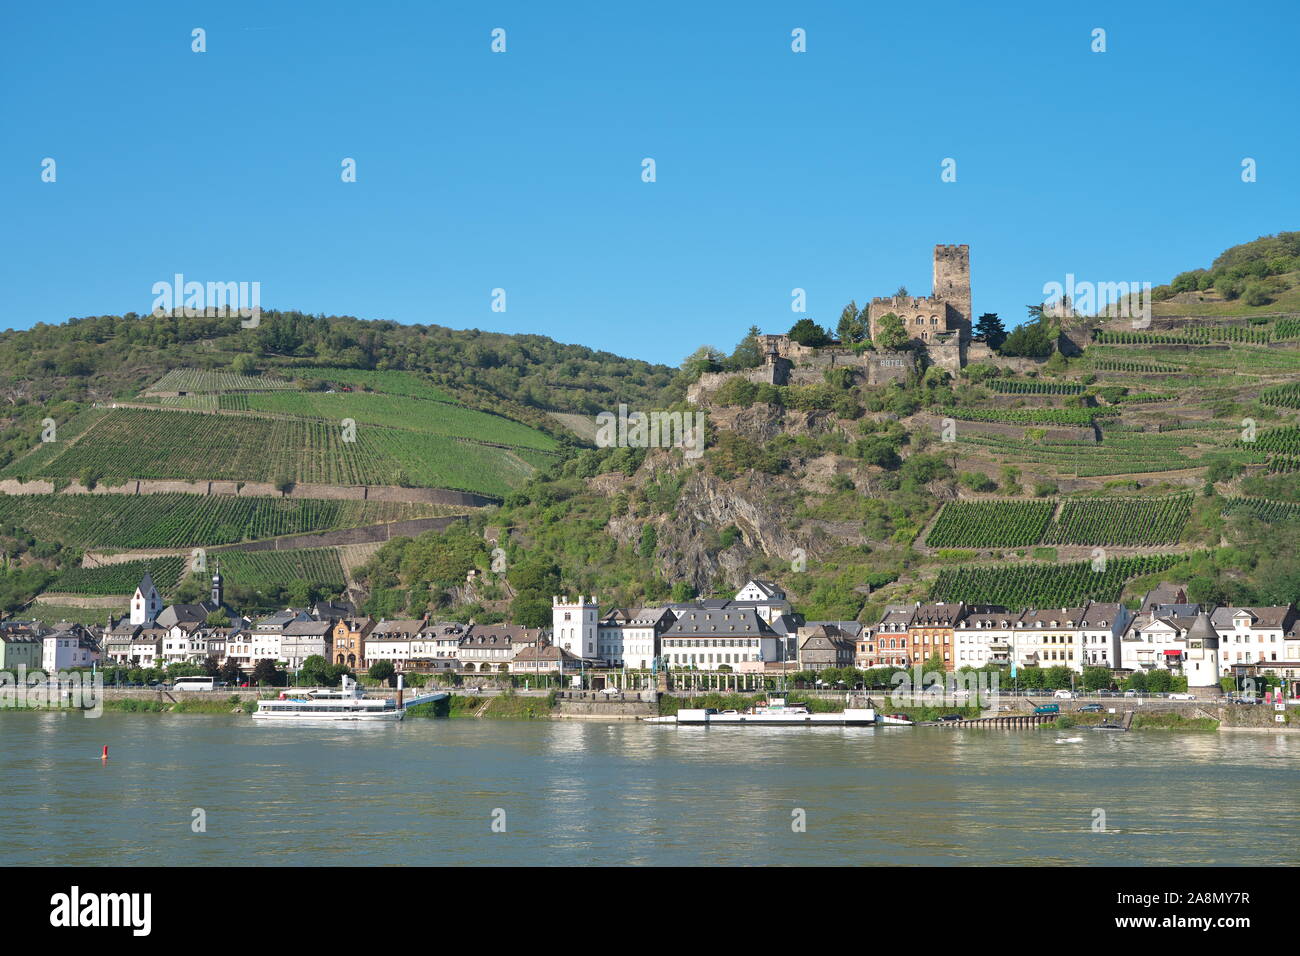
[1046,712,1220,732]
[1,696,261,715]
[1131,712,1219,731]
[404,692,558,720]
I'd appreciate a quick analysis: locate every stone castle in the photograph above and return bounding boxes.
[866,243,971,346]
[687,243,1049,404]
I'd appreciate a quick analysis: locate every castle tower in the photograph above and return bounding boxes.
[932,244,971,340]
[552,594,598,659]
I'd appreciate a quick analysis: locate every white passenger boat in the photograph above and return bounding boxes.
[643,696,880,726]
[251,675,445,722]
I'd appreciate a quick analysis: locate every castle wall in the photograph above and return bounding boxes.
[867,296,950,346]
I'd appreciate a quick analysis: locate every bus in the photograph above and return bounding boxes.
[172,676,216,692]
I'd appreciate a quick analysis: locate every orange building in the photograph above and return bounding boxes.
[333,616,375,670]
[907,602,966,671]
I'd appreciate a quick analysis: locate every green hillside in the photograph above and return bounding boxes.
[0,493,445,550]
[50,547,346,601]
[2,233,1299,624]
[0,403,554,496]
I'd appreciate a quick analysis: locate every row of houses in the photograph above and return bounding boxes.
[3,570,1297,691]
[849,585,1300,689]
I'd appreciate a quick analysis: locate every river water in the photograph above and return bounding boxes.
[2,713,1296,866]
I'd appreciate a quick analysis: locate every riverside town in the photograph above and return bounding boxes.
[3,0,1297,911]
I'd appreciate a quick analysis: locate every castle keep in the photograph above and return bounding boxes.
[687,243,986,404]
[866,244,971,346]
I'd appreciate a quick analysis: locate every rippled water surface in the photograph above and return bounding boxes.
[2,713,1296,865]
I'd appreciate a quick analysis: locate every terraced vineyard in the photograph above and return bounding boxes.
[954,433,1204,477]
[146,369,295,392]
[281,367,454,403]
[1221,497,1300,524]
[930,554,1185,610]
[0,494,442,549]
[157,394,219,410]
[925,501,1054,548]
[52,557,186,596]
[1095,327,1276,345]
[1088,358,1183,374]
[0,407,553,497]
[244,390,558,450]
[943,406,1115,426]
[1243,425,1300,456]
[1089,343,1300,374]
[49,547,346,596]
[1259,382,1300,409]
[925,496,1192,548]
[211,547,347,591]
[1043,495,1192,546]
[982,380,1086,395]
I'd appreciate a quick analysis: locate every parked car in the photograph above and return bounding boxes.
[1079,703,1103,713]
[1168,693,1195,701]
[1096,689,1116,697]
[1034,704,1060,715]
[1053,690,1075,699]
[1123,690,1139,697]
[937,713,963,722]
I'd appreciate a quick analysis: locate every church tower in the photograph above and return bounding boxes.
[131,571,162,626]
[210,561,224,609]
[552,594,598,659]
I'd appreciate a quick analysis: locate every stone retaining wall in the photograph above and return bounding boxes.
[0,478,496,507]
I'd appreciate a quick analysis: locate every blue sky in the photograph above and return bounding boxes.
[3,0,1297,365]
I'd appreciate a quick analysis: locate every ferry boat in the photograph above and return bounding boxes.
[644,696,882,726]
[251,675,445,722]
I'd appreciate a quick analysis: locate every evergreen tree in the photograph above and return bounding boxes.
[726,325,765,370]
[788,318,830,348]
[836,302,868,345]
[973,312,1007,349]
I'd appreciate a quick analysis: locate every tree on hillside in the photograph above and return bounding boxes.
[874,312,909,351]
[788,318,831,348]
[681,345,724,379]
[511,594,552,627]
[725,325,765,370]
[836,302,868,345]
[973,312,1007,350]
[999,309,1057,358]
[173,575,206,604]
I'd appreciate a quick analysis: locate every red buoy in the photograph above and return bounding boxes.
[101,746,108,760]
